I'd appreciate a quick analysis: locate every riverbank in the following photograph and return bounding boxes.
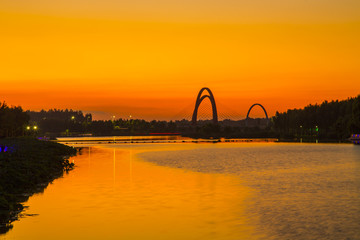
[0,138,77,234]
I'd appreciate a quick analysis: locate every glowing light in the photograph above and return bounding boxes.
[26,126,30,130]
[33,126,38,130]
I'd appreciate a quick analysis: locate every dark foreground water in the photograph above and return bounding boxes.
[2,143,359,240]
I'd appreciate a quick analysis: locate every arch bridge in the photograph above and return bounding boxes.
[246,103,268,119]
[246,103,269,126]
[190,88,269,126]
[192,87,218,125]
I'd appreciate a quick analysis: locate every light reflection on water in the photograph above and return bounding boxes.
[3,144,260,240]
[2,143,360,240]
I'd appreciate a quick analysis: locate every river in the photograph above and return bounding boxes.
[2,142,360,240]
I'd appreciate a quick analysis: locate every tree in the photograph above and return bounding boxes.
[350,95,360,133]
[0,102,29,137]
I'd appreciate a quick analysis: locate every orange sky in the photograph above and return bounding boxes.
[1,0,359,120]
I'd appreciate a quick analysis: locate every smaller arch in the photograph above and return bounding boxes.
[246,103,268,119]
[246,103,269,127]
[198,95,211,105]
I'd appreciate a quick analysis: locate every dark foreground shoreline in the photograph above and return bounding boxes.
[0,138,77,234]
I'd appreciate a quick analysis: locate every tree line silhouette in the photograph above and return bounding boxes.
[273,95,360,141]
[0,102,29,138]
[27,109,187,137]
[1,95,359,141]
[25,109,270,138]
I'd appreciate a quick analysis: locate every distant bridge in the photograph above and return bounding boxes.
[245,103,269,126]
[192,87,218,125]
[190,87,269,126]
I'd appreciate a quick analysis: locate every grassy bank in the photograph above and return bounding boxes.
[0,138,76,234]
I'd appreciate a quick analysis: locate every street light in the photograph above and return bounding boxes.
[26,126,30,130]
[33,126,37,130]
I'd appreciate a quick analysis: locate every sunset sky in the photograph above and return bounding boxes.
[1,0,359,120]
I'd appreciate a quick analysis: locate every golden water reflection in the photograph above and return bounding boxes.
[3,144,262,240]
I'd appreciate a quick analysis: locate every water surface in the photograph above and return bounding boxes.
[140,143,360,240]
[2,143,359,240]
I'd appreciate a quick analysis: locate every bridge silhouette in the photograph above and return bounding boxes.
[129,87,270,125]
[186,87,269,125]
[192,87,218,125]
